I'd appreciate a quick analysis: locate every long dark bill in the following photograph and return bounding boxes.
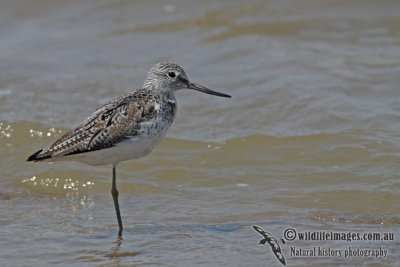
[188,82,231,98]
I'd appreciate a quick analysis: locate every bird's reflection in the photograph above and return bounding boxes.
[106,234,141,264]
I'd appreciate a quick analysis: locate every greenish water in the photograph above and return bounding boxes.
[0,0,399,266]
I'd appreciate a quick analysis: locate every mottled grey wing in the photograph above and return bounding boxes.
[84,93,159,152]
[28,89,158,161]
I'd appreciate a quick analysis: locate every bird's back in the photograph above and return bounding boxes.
[28,88,177,165]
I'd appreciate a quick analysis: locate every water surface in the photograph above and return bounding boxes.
[1,0,399,266]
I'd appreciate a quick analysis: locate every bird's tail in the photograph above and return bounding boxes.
[27,149,48,162]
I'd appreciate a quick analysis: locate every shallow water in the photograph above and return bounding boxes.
[1,0,400,266]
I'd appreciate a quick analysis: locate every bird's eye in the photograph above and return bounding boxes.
[167,71,176,78]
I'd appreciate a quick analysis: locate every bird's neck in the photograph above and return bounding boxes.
[145,84,175,100]
[164,89,176,103]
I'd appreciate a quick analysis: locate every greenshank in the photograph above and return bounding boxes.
[27,62,231,235]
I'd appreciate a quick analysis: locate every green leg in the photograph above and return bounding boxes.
[111,164,123,236]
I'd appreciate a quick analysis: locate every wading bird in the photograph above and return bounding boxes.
[28,62,231,235]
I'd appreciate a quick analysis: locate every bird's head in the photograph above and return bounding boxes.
[144,62,231,98]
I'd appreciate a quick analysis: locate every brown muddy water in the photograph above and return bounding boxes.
[1,0,400,266]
